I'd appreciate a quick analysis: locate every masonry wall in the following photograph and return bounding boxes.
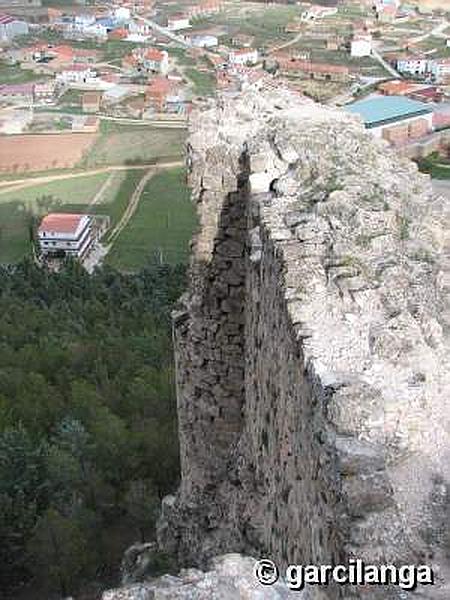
[244,198,344,574]
[159,88,450,600]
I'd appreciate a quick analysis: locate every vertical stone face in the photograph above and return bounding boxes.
[160,88,450,599]
[243,206,343,576]
[173,139,250,502]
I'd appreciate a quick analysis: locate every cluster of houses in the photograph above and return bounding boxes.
[0,80,55,105]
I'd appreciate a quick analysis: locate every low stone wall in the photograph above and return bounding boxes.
[159,86,450,599]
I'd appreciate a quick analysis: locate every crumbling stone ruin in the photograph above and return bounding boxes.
[154,86,450,599]
[102,86,450,600]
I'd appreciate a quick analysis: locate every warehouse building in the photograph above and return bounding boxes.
[345,96,433,146]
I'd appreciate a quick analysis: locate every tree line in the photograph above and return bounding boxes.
[0,259,186,598]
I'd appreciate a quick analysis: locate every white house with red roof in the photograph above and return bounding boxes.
[0,13,28,42]
[38,213,93,259]
[143,48,169,75]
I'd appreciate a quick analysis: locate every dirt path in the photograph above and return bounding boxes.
[107,169,156,245]
[0,160,183,195]
[89,172,114,208]
[268,31,304,55]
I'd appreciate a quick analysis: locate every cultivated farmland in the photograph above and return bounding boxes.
[82,122,187,167]
[0,133,97,173]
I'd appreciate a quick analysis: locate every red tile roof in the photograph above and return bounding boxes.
[64,63,91,72]
[146,77,172,93]
[233,48,256,56]
[39,213,86,235]
[145,48,165,62]
[0,14,16,25]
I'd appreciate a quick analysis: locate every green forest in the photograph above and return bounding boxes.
[0,260,186,598]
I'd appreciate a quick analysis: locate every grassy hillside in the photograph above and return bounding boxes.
[106,167,196,270]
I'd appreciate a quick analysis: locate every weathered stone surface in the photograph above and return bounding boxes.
[159,85,450,599]
[103,554,309,600]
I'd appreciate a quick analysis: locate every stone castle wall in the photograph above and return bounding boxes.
[158,87,450,599]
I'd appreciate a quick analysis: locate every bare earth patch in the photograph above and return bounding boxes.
[0,133,97,173]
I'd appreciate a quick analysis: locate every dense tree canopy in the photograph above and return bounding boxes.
[0,260,186,598]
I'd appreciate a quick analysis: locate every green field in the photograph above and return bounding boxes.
[82,122,187,167]
[165,47,197,67]
[417,153,450,179]
[106,167,196,270]
[192,4,299,47]
[0,172,109,209]
[0,63,48,85]
[0,170,144,264]
[185,68,216,97]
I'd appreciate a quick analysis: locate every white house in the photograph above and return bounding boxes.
[228,48,258,66]
[56,64,97,84]
[143,48,169,75]
[82,22,108,40]
[167,14,190,31]
[190,34,218,48]
[128,20,150,36]
[0,13,28,42]
[34,81,56,104]
[430,58,450,84]
[38,213,93,259]
[396,56,429,77]
[114,7,131,21]
[351,35,372,58]
[73,14,96,31]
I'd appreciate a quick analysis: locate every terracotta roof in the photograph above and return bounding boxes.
[51,45,75,59]
[0,14,16,25]
[65,63,91,72]
[38,213,86,235]
[232,48,256,56]
[83,91,101,102]
[378,80,427,95]
[147,77,172,93]
[145,48,165,61]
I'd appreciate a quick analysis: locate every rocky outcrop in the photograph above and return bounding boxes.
[158,84,450,599]
[103,554,305,599]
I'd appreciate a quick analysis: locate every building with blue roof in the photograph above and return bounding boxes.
[344,95,433,145]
